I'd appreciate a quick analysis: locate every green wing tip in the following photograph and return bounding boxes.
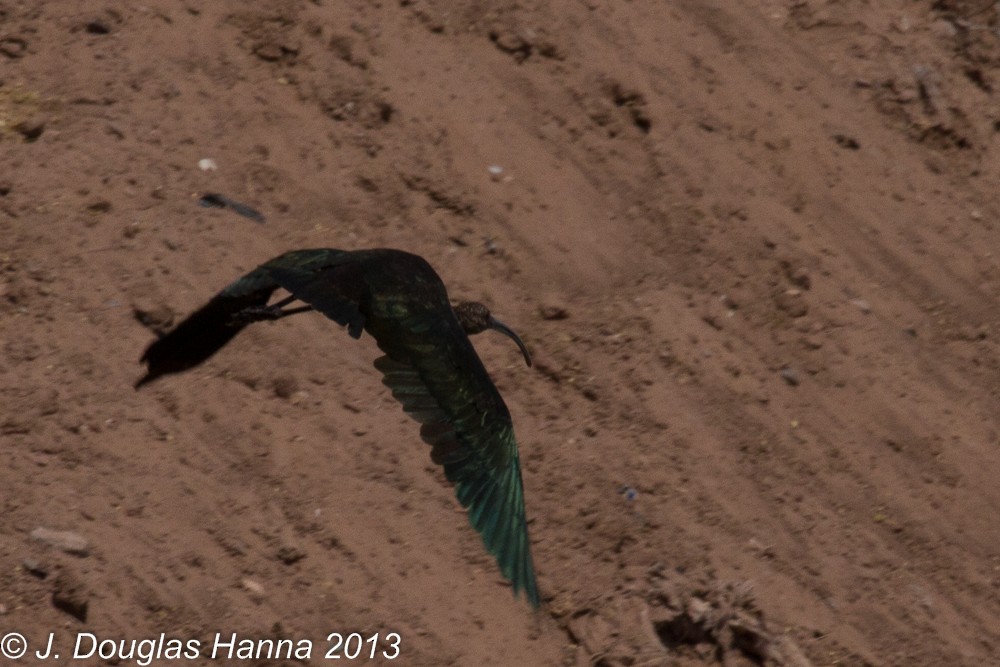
[519,579,541,609]
[509,544,540,609]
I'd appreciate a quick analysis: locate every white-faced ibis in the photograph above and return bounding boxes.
[136,248,539,607]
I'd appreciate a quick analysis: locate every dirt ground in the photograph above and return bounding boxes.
[2,1,999,665]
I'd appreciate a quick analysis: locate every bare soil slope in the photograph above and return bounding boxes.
[2,2,999,665]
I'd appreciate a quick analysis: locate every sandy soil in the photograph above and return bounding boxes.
[2,1,999,665]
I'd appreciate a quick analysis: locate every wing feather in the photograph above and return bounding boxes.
[367,290,540,607]
[266,262,366,338]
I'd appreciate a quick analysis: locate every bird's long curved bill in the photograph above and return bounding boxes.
[489,317,532,367]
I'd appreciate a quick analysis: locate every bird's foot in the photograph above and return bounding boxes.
[229,305,285,326]
[229,302,314,327]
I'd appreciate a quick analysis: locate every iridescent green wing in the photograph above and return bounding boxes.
[241,250,538,606]
[367,294,539,608]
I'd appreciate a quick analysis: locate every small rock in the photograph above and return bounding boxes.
[538,302,569,321]
[701,314,722,330]
[956,324,987,342]
[489,30,532,62]
[242,578,265,596]
[801,336,823,350]
[31,527,90,557]
[0,36,27,59]
[780,367,800,386]
[775,290,808,318]
[850,298,871,314]
[22,558,49,578]
[781,259,811,289]
[276,545,306,565]
[132,303,175,332]
[253,42,286,62]
[85,20,111,35]
[86,199,112,214]
[833,134,860,150]
[198,158,218,171]
[272,375,299,400]
[747,538,774,558]
[13,117,46,142]
[52,570,89,621]
[790,267,811,290]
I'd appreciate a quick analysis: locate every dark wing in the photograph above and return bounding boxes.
[138,248,539,606]
[137,248,355,387]
[271,251,538,605]
[365,295,539,608]
[266,263,367,339]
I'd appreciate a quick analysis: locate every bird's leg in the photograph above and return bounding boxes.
[230,295,314,326]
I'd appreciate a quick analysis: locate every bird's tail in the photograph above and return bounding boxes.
[135,249,350,388]
[135,288,270,387]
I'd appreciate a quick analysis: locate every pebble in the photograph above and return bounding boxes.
[31,527,90,557]
[0,36,28,59]
[52,570,89,621]
[789,267,811,290]
[132,303,175,331]
[242,578,265,596]
[850,298,872,314]
[85,20,111,35]
[276,545,306,565]
[13,117,46,142]
[775,290,808,318]
[198,158,218,171]
[22,558,49,578]
[538,302,569,321]
[86,199,112,214]
[780,367,800,386]
[271,375,299,400]
[747,537,774,558]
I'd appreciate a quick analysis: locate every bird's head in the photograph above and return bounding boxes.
[453,301,532,367]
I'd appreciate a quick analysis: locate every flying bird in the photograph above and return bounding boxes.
[136,248,539,607]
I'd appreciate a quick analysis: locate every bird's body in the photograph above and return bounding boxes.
[137,248,539,607]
